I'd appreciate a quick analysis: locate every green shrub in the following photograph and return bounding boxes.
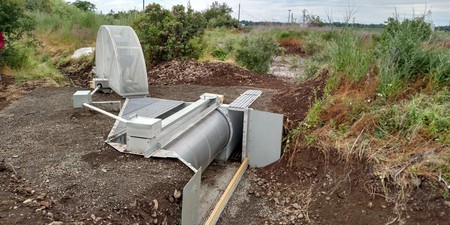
[1,43,33,69]
[134,4,206,65]
[0,0,35,68]
[71,0,96,12]
[235,34,280,73]
[380,17,431,43]
[0,0,34,40]
[25,0,53,13]
[377,17,433,96]
[203,2,238,28]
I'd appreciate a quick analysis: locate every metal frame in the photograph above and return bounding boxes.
[74,88,284,225]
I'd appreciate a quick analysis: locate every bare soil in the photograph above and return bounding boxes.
[1,60,448,225]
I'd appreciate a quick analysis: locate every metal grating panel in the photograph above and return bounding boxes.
[229,90,262,109]
[109,98,184,137]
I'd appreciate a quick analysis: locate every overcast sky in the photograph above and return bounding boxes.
[68,0,450,26]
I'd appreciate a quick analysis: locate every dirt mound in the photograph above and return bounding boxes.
[271,68,328,126]
[60,59,291,90]
[235,147,450,225]
[279,38,305,55]
[148,60,289,89]
[59,58,93,88]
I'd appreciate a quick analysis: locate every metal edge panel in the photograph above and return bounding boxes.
[247,109,283,167]
[241,108,250,162]
[182,168,202,225]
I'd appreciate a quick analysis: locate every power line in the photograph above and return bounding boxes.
[240,8,264,21]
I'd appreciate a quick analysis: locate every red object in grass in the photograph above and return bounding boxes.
[0,32,5,50]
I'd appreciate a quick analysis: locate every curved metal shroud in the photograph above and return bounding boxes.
[164,110,231,172]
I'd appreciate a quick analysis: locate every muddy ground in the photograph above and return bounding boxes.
[1,60,449,225]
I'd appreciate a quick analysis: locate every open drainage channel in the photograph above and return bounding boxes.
[72,25,283,225]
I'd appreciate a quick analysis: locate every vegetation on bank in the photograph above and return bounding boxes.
[285,17,450,202]
[0,0,135,84]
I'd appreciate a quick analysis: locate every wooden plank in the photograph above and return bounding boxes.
[204,157,249,225]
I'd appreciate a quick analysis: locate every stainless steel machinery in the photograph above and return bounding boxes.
[72,25,283,225]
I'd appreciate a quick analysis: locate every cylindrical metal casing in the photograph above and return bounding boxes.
[164,110,231,171]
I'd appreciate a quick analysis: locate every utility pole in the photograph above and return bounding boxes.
[291,12,294,24]
[238,3,241,24]
[302,9,307,27]
[143,0,145,11]
[288,9,291,23]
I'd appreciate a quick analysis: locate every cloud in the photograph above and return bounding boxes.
[68,0,450,25]
[190,0,450,25]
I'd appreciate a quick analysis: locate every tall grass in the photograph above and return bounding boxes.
[426,48,450,89]
[329,30,374,81]
[10,0,135,83]
[200,28,241,61]
[375,90,450,144]
[33,9,131,50]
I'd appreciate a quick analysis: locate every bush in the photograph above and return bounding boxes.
[235,34,280,73]
[134,4,206,65]
[377,17,433,96]
[0,0,35,68]
[1,43,33,69]
[203,2,238,28]
[71,0,96,12]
